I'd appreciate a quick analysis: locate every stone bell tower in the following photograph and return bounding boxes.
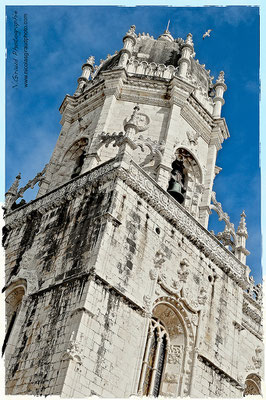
[4,25,262,398]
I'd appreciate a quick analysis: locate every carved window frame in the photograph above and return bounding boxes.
[3,279,27,358]
[243,374,261,396]
[170,147,203,217]
[138,317,169,397]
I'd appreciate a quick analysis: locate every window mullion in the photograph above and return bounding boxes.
[138,329,154,393]
[148,336,163,395]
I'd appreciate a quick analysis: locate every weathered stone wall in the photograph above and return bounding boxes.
[92,170,262,396]
[4,159,262,397]
[6,277,89,396]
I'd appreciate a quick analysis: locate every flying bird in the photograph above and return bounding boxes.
[203,29,212,40]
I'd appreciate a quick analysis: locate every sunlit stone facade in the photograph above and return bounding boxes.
[4,25,262,397]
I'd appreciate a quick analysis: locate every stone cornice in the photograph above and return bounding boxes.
[243,291,261,310]
[213,117,230,140]
[180,105,211,144]
[94,273,147,316]
[198,354,243,390]
[59,80,105,125]
[187,94,214,127]
[121,75,169,107]
[241,319,263,341]
[5,158,120,226]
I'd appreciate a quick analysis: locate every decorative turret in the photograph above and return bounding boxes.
[212,71,227,118]
[235,211,250,264]
[5,173,21,210]
[178,33,194,78]
[75,56,95,95]
[118,25,137,68]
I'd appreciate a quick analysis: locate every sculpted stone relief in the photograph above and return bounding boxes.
[245,346,263,372]
[5,165,48,213]
[62,331,85,365]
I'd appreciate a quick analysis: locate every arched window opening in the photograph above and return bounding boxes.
[139,318,169,397]
[139,303,188,397]
[2,282,26,355]
[168,148,203,218]
[153,303,186,397]
[244,374,261,396]
[71,149,86,179]
[55,137,89,186]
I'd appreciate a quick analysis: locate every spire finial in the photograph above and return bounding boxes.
[185,33,194,46]
[166,20,170,32]
[237,210,248,237]
[126,25,136,36]
[86,56,95,66]
[217,70,225,83]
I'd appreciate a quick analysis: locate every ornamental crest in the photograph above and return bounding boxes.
[123,112,150,132]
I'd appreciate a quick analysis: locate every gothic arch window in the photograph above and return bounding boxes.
[168,148,203,217]
[138,318,169,397]
[139,302,189,397]
[244,374,261,396]
[2,280,26,355]
[56,137,89,185]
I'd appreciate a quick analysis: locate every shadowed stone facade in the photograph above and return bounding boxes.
[4,25,262,397]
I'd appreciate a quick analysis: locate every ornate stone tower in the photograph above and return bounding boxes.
[4,25,262,397]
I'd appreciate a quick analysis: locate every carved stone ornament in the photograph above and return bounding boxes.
[158,272,182,296]
[78,117,92,132]
[177,258,189,283]
[149,269,157,280]
[4,165,48,212]
[143,295,151,310]
[210,191,236,245]
[252,347,263,369]
[164,373,179,383]
[62,331,84,364]
[168,344,183,365]
[186,130,199,145]
[137,136,165,175]
[99,131,137,150]
[123,110,150,132]
[154,250,167,268]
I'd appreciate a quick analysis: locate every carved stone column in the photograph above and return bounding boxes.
[75,56,95,95]
[118,25,137,68]
[178,33,194,79]
[213,71,227,118]
[235,211,250,264]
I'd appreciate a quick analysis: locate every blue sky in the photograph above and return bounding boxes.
[4,5,261,282]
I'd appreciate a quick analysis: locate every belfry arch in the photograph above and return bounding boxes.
[56,137,90,185]
[168,147,203,217]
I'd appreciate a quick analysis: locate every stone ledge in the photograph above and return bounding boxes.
[198,354,243,390]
